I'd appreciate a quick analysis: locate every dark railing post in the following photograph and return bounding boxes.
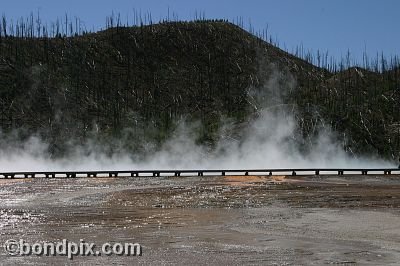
[108,172,118,177]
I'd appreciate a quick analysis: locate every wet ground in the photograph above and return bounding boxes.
[0,174,400,265]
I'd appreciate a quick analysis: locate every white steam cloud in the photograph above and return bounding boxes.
[0,109,393,172]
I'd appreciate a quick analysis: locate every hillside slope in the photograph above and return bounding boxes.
[0,21,399,158]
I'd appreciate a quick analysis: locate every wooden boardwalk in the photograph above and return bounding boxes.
[0,168,399,179]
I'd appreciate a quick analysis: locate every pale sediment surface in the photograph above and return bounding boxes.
[0,175,399,265]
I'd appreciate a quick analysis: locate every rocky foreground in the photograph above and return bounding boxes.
[0,175,399,265]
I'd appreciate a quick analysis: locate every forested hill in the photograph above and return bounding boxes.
[0,20,399,158]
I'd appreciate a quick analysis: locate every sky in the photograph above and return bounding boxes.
[1,0,399,64]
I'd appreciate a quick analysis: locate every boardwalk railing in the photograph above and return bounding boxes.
[0,168,400,179]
